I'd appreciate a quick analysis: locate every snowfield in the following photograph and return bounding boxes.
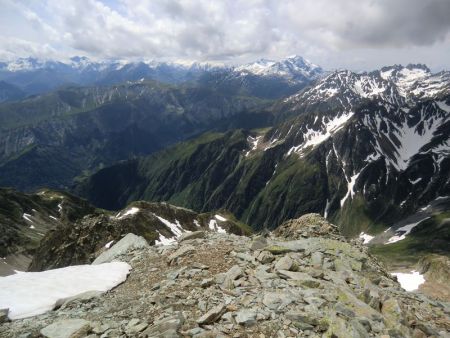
[391,270,425,292]
[0,262,131,320]
[386,217,429,244]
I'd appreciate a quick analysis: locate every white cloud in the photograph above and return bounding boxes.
[0,0,449,70]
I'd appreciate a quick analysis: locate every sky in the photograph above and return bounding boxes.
[1,0,450,71]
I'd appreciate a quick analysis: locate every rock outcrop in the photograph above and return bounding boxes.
[29,201,250,271]
[92,233,150,265]
[1,217,449,337]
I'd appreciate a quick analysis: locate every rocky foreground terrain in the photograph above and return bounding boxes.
[1,214,449,338]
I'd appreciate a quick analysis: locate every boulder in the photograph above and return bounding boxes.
[55,291,104,309]
[381,298,403,328]
[250,236,268,250]
[167,245,195,264]
[179,231,205,242]
[197,304,227,325]
[262,292,294,310]
[275,256,297,272]
[92,233,149,265]
[143,313,184,337]
[256,251,275,264]
[311,251,323,268]
[235,310,257,326]
[264,245,292,255]
[223,265,243,289]
[40,319,91,338]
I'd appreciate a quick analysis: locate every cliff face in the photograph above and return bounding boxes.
[0,188,96,276]
[1,214,449,337]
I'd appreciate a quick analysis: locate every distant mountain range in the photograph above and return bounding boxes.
[0,55,322,99]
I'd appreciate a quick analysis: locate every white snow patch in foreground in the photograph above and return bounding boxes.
[359,232,374,244]
[215,214,227,222]
[0,262,131,320]
[116,207,140,219]
[386,217,430,244]
[391,270,425,291]
[209,220,227,234]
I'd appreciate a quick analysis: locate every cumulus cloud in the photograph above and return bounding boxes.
[0,0,449,69]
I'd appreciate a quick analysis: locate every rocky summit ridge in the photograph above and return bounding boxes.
[1,214,449,338]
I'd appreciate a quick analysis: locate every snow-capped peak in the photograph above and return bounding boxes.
[2,57,46,72]
[234,55,323,80]
[69,56,94,70]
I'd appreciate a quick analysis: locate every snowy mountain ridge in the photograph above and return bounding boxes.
[275,64,450,165]
[0,55,324,98]
[287,64,450,108]
[0,55,320,77]
[234,55,323,80]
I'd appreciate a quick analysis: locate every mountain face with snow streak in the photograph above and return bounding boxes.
[257,64,450,229]
[77,64,450,239]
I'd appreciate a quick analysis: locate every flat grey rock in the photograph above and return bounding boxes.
[197,304,227,325]
[92,233,149,265]
[235,310,257,326]
[179,231,205,242]
[40,319,91,338]
[55,291,104,309]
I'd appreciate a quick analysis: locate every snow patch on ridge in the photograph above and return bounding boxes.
[155,232,177,246]
[245,136,262,157]
[209,220,226,234]
[156,216,184,237]
[215,214,227,222]
[116,207,140,219]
